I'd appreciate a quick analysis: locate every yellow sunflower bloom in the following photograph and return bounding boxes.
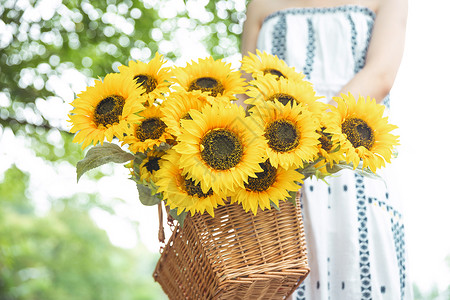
[251,99,321,169]
[160,91,209,138]
[245,75,325,115]
[241,50,305,82]
[155,150,226,217]
[173,101,266,195]
[332,93,399,173]
[231,159,304,215]
[314,110,346,169]
[123,104,173,153]
[118,52,171,99]
[171,56,246,103]
[139,150,165,184]
[69,73,145,149]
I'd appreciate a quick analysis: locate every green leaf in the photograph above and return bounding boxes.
[270,200,280,211]
[329,162,383,181]
[133,152,146,164]
[286,190,298,206]
[76,143,135,182]
[153,142,171,152]
[168,208,187,227]
[144,178,159,192]
[298,159,323,180]
[136,183,162,206]
[130,152,146,182]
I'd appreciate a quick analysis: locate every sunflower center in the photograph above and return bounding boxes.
[341,117,375,150]
[318,127,333,152]
[201,129,243,170]
[265,119,300,152]
[244,160,277,192]
[144,156,161,173]
[93,95,125,127]
[183,176,214,198]
[188,77,225,97]
[135,117,167,142]
[268,93,296,106]
[134,74,157,94]
[263,68,285,78]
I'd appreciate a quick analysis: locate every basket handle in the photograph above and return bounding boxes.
[157,201,176,253]
[157,202,165,244]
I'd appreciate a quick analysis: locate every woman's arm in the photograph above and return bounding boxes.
[241,0,262,57]
[236,0,270,108]
[336,0,408,104]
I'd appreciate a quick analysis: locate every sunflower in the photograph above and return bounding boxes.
[139,150,165,184]
[245,75,325,115]
[314,109,346,169]
[241,50,305,82]
[118,52,171,99]
[160,91,209,138]
[155,150,226,217]
[231,159,304,215]
[173,101,266,195]
[332,93,399,173]
[123,104,173,153]
[251,99,321,169]
[69,73,145,149]
[171,56,246,103]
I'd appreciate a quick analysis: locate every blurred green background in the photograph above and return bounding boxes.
[0,0,246,299]
[1,0,449,299]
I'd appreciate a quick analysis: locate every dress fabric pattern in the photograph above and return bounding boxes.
[256,5,411,299]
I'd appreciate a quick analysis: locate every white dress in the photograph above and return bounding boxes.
[257,5,412,300]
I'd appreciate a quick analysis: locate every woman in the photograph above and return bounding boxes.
[240,0,411,299]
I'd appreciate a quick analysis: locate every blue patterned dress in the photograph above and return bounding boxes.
[256,5,412,300]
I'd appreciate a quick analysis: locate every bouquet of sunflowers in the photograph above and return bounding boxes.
[69,51,398,299]
[69,50,398,220]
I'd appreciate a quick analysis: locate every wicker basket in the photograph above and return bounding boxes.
[153,195,309,299]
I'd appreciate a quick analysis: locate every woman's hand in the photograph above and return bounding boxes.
[337,0,408,103]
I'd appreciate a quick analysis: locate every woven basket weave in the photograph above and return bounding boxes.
[153,195,309,299]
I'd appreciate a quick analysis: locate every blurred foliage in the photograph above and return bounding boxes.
[413,284,450,300]
[0,1,247,299]
[0,165,167,299]
[0,0,248,151]
[412,255,450,299]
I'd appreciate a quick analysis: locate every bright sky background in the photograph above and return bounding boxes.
[1,0,450,296]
